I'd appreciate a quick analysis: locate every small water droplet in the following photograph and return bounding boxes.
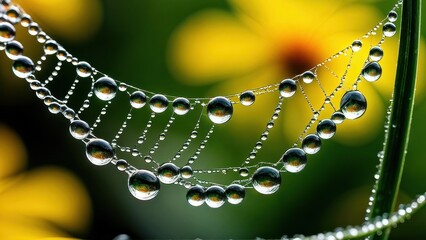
[130,91,147,109]
[239,91,256,106]
[351,40,363,52]
[144,155,152,163]
[279,79,297,98]
[13,56,34,78]
[172,97,190,115]
[252,166,281,194]
[362,62,382,82]
[239,167,249,177]
[181,165,193,179]
[317,119,336,139]
[340,90,367,120]
[94,77,117,101]
[186,185,205,206]
[301,71,315,84]
[28,23,40,36]
[69,119,90,139]
[225,184,245,205]
[128,169,160,200]
[282,148,308,173]
[116,159,128,171]
[302,134,321,155]
[207,96,233,124]
[76,61,92,78]
[85,138,114,165]
[5,40,23,60]
[43,40,58,55]
[388,10,398,22]
[205,185,226,208]
[149,94,169,113]
[0,22,15,42]
[331,111,345,124]
[383,22,396,37]
[157,163,180,184]
[369,46,384,62]
[35,87,50,99]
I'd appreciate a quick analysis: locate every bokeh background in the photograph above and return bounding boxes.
[0,0,426,239]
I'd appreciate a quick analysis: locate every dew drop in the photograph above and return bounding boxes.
[186,185,205,207]
[43,40,58,55]
[388,10,398,22]
[85,138,114,165]
[302,134,321,155]
[383,22,397,37]
[225,184,245,205]
[128,170,160,200]
[282,148,308,173]
[252,166,281,195]
[317,119,336,139]
[369,46,384,62]
[205,185,226,208]
[362,62,382,82]
[301,71,315,84]
[279,79,297,97]
[351,40,363,52]
[239,167,249,177]
[94,77,117,101]
[5,40,23,60]
[181,165,193,179]
[172,97,191,115]
[149,94,169,113]
[239,91,255,106]
[331,111,346,124]
[340,90,367,120]
[157,162,180,184]
[116,159,128,171]
[76,61,92,78]
[130,91,147,109]
[69,119,90,139]
[13,56,34,78]
[207,96,233,124]
[0,22,15,42]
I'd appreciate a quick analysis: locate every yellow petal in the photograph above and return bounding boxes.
[169,10,272,84]
[0,217,69,239]
[0,124,26,181]
[0,167,91,233]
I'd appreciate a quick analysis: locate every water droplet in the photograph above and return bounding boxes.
[239,167,249,177]
[128,169,160,200]
[186,185,205,206]
[302,134,321,155]
[48,102,61,114]
[340,90,367,120]
[43,40,58,55]
[35,87,50,99]
[149,94,169,113]
[5,40,23,60]
[252,166,281,195]
[388,10,398,22]
[225,184,245,205]
[130,91,147,109]
[317,119,336,139]
[0,22,15,42]
[279,79,297,97]
[20,14,31,27]
[94,77,117,101]
[281,148,308,173]
[362,62,382,82]
[157,162,180,184]
[28,23,40,36]
[69,119,90,139]
[207,96,233,124]
[351,40,362,52]
[205,185,226,208]
[383,22,396,37]
[302,71,315,84]
[5,6,21,24]
[56,49,68,61]
[85,138,114,165]
[331,111,345,124]
[76,61,92,78]
[116,159,128,171]
[369,46,384,62]
[172,97,190,115]
[239,91,255,106]
[181,165,193,179]
[13,56,34,78]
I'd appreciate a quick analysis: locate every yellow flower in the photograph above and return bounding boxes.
[169,0,425,144]
[0,124,91,239]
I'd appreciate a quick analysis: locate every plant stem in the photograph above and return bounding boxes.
[369,0,421,239]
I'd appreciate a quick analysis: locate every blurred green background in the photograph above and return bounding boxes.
[1,0,426,239]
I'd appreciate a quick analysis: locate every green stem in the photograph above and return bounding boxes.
[369,0,421,239]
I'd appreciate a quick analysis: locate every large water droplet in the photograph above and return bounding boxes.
[340,90,367,120]
[351,40,362,52]
[172,97,190,115]
[149,94,169,113]
[207,96,233,124]
[0,22,15,42]
[205,185,226,208]
[43,40,58,55]
[186,185,205,206]
[281,148,308,173]
[85,138,114,165]
[5,40,23,60]
[240,91,255,106]
[252,166,281,194]
[157,163,180,184]
[301,71,315,84]
[128,170,160,200]
[13,56,34,78]
[225,184,245,205]
[369,46,384,62]
[69,119,90,139]
[76,61,92,78]
[383,22,396,37]
[130,91,147,109]
[302,134,321,155]
[279,79,297,97]
[362,62,382,82]
[94,77,117,101]
[180,165,193,179]
[317,119,336,139]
